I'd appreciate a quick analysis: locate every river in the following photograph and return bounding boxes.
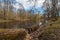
[0,21,36,29]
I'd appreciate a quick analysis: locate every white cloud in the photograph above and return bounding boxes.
[35,0,45,7]
[13,4,20,9]
[15,0,45,10]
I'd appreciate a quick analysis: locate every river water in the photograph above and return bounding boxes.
[0,21,36,29]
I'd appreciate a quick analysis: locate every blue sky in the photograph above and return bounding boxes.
[13,0,45,13]
[1,0,60,15]
[0,0,45,14]
[15,0,45,9]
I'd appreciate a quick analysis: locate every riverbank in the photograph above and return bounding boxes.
[0,19,30,23]
[0,19,12,23]
[0,29,27,40]
[38,17,60,40]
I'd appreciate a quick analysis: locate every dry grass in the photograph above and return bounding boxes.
[38,17,60,40]
[0,29,27,40]
[48,17,60,29]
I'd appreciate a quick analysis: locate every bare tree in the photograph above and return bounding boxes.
[43,0,59,21]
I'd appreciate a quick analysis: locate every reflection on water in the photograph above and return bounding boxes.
[0,21,36,28]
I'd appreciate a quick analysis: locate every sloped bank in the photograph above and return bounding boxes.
[38,20,60,40]
[38,28,60,40]
[0,29,28,40]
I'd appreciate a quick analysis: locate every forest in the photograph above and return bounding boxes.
[0,0,60,40]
